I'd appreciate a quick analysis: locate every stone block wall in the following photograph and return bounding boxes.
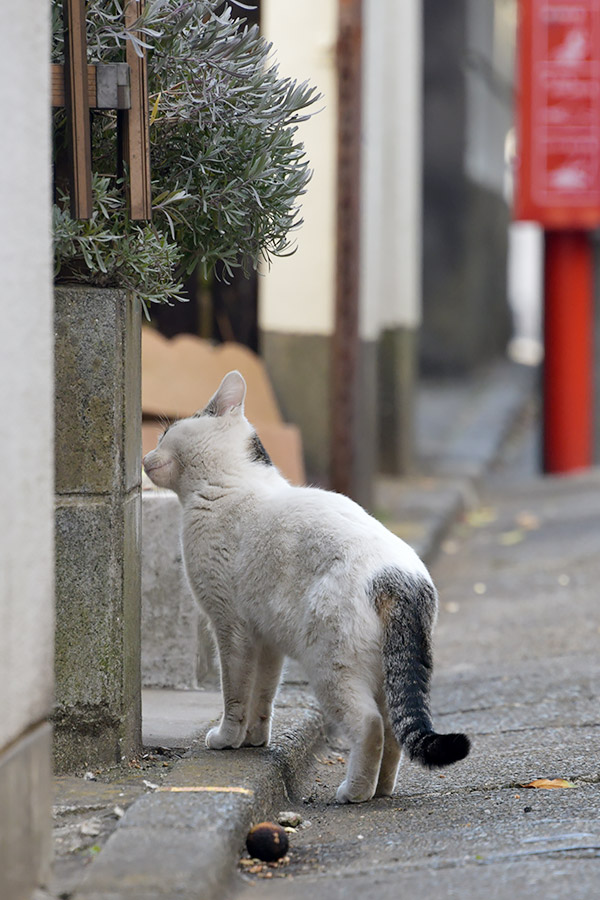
[54,286,142,772]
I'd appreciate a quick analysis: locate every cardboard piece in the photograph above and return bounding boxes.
[142,329,305,485]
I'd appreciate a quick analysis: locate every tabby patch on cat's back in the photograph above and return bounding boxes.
[143,371,470,804]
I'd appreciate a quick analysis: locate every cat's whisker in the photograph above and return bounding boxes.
[158,414,173,436]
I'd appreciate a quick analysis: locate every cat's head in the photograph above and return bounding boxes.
[143,370,273,494]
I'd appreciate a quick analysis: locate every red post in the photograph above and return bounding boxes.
[543,230,593,472]
[515,0,600,473]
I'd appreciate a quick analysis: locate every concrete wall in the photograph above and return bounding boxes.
[421,0,513,374]
[0,2,54,898]
[259,0,338,485]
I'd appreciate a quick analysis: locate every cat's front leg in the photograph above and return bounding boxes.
[206,630,257,750]
[242,644,284,747]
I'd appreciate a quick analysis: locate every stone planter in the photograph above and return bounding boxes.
[141,491,217,689]
[53,286,142,772]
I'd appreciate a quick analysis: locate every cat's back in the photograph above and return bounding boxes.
[250,481,428,580]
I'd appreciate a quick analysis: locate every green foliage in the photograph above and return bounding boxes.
[52,1,319,307]
[54,175,185,318]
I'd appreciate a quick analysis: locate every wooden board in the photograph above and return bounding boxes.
[123,0,152,220]
[141,329,305,484]
[142,329,282,424]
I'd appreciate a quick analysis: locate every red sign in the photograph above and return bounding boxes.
[515,0,600,227]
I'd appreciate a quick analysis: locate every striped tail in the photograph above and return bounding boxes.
[372,568,470,768]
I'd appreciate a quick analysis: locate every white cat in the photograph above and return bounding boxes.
[143,371,469,803]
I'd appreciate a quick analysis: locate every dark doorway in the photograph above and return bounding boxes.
[152,1,261,350]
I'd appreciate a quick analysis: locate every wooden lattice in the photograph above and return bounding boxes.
[52,0,151,221]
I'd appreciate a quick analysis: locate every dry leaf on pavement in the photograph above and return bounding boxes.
[515,511,541,531]
[522,778,575,789]
[498,529,526,546]
[465,507,498,528]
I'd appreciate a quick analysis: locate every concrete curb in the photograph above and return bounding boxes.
[75,703,323,900]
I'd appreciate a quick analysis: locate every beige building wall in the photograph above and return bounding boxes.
[260,0,338,337]
[0,2,54,898]
[362,0,423,474]
[260,0,423,485]
[376,0,422,333]
[260,0,339,482]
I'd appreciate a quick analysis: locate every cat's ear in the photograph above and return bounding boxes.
[200,370,246,418]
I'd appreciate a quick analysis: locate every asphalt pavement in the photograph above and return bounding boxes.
[233,465,599,900]
[44,358,600,900]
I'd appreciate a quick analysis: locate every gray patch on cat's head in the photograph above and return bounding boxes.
[248,432,273,467]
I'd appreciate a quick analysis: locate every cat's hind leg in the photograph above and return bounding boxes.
[243,643,284,747]
[206,628,258,750]
[314,677,384,803]
[374,705,402,797]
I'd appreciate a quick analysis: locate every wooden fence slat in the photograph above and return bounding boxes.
[123,1,152,220]
[63,0,92,219]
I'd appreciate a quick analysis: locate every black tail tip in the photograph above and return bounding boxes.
[412,732,471,768]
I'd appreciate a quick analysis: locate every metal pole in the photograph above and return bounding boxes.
[543,230,594,473]
[331,0,362,497]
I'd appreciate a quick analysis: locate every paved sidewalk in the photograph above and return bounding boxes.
[46,359,540,900]
[232,469,600,899]
[393,469,600,898]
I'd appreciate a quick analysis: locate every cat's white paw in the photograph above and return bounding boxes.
[335,780,374,804]
[243,718,271,747]
[374,783,395,798]
[374,773,397,797]
[206,726,238,750]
